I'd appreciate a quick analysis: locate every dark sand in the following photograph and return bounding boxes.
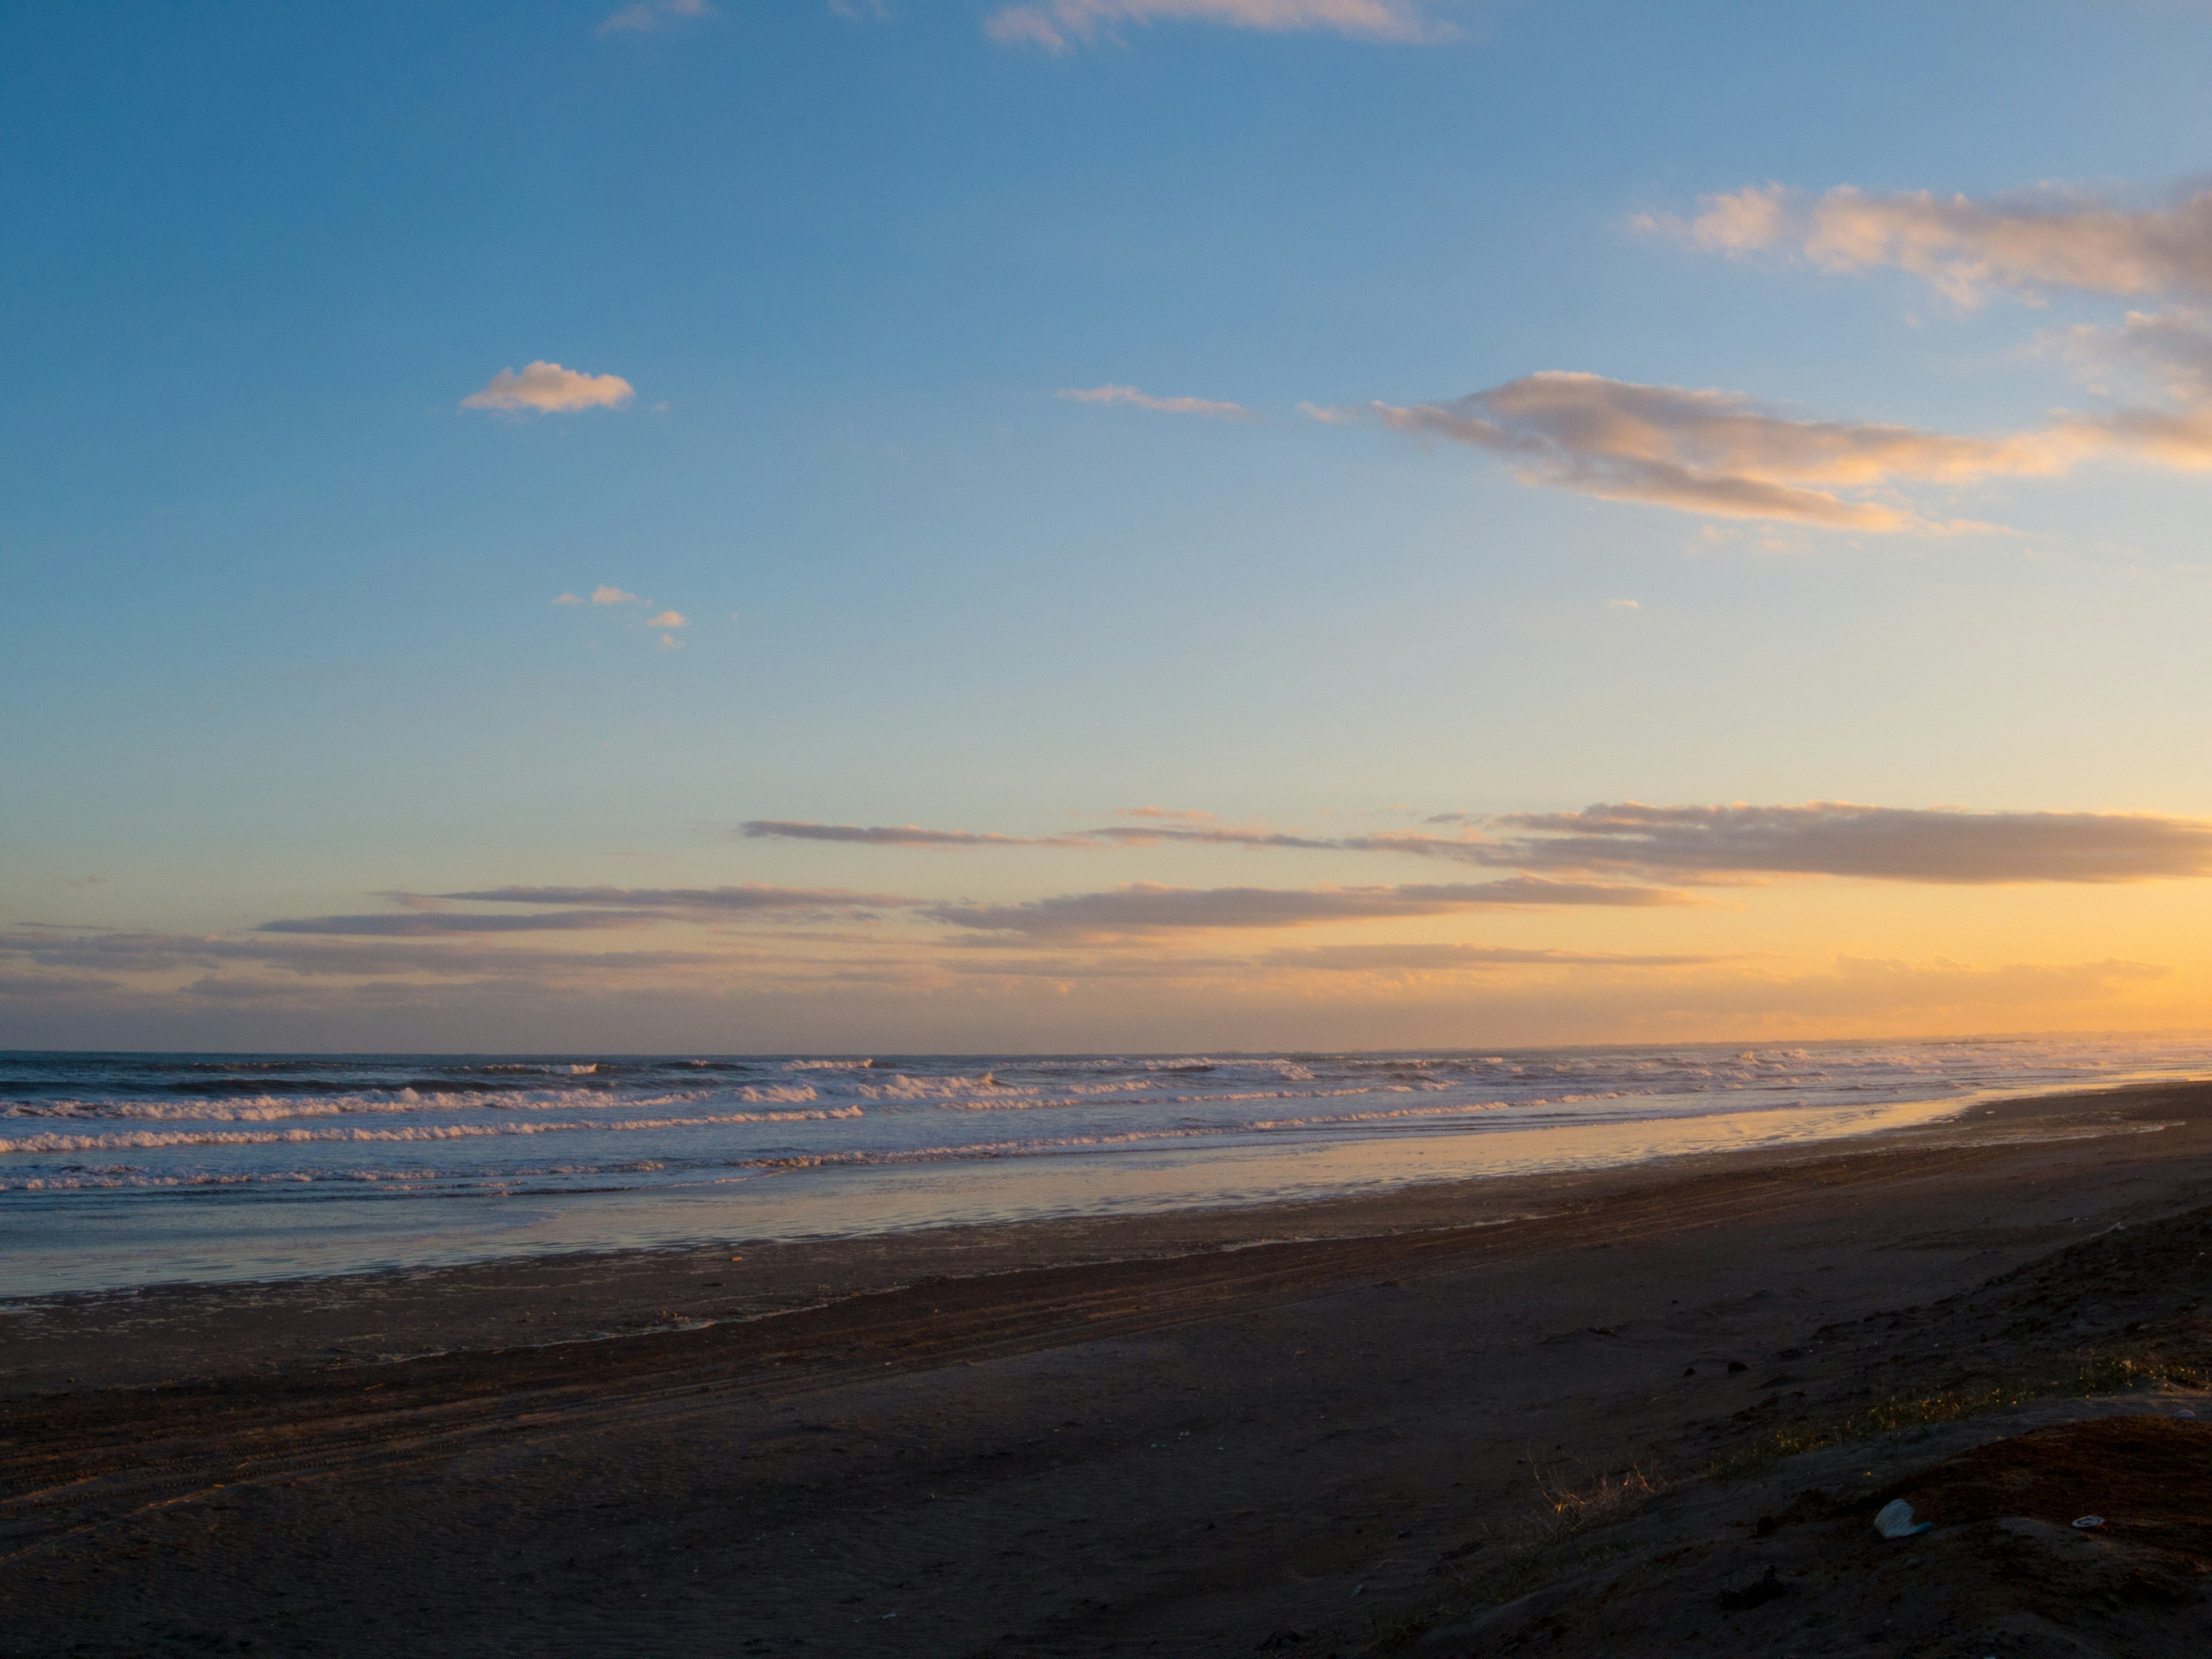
[6,1082,2212,1657]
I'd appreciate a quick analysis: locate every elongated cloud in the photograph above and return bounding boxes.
[741,817,1340,852]
[438,884,910,913]
[1258,943,1719,972]
[1487,802,2212,885]
[1056,384,1248,419]
[1662,183,2212,307]
[257,911,654,936]
[987,0,1453,52]
[1,927,732,982]
[1330,372,2078,531]
[743,801,2212,888]
[741,820,1100,849]
[930,877,1683,938]
[461,361,635,416]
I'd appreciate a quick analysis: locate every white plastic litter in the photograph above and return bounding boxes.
[1873,1499,1931,1539]
[2071,1515,2104,1529]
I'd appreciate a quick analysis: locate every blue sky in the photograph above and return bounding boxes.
[9,0,2212,1051]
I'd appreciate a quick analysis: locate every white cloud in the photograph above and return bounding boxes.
[1056,384,1248,419]
[986,0,1456,51]
[552,592,584,605]
[1606,598,1640,610]
[592,585,642,606]
[460,361,635,416]
[646,610,687,628]
[599,0,714,36]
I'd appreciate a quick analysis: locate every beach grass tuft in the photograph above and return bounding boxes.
[1706,1350,2210,1480]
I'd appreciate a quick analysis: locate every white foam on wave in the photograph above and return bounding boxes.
[6,1082,824,1125]
[0,1104,866,1156]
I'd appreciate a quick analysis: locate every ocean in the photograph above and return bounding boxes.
[4,1036,2208,1296]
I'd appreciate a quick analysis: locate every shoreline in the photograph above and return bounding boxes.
[0,1078,2181,1394]
[9,1078,2212,1656]
[14,1040,2208,1302]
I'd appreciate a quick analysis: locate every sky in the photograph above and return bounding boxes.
[7,0,2212,1052]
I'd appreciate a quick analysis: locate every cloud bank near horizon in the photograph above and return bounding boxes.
[744,802,2212,887]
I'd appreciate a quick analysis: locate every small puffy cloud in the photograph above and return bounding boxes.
[930,877,1683,938]
[1339,371,2085,531]
[1487,802,2212,885]
[1652,182,2212,308]
[592,585,642,605]
[646,610,687,628]
[600,0,713,35]
[1056,384,1247,419]
[552,592,584,605]
[460,361,635,416]
[987,0,1456,51]
[1607,598,1640,610]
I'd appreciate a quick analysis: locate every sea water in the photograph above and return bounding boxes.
[3,1036,2207,1295]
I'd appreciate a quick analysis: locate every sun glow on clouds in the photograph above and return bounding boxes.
[1281,176,2212,531]
[460,362,635,415]
[1652,183,2212,308]
[13,796,2212,1042]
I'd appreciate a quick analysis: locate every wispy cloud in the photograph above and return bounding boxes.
[553,592,584,605]
[599,0,714,36]
[460,361,636,416]
[742,802,2212,888]
[986,0,1457,52]
[1256,942,1720,972]
[741,819,1099,849]
[929,877,1684,938]
[1315,372,2077,531]
[1649,182,2212,308]
[438,884,911,915]
[1056,384,1248,419]
[1484,802,2212,885]
[256,911,654,937]
[743,816,1345,853]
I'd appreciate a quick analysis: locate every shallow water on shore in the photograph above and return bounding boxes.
[5,1036,2209,1295]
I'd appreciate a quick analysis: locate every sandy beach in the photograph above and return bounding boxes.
[6,1080,2212,1657]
